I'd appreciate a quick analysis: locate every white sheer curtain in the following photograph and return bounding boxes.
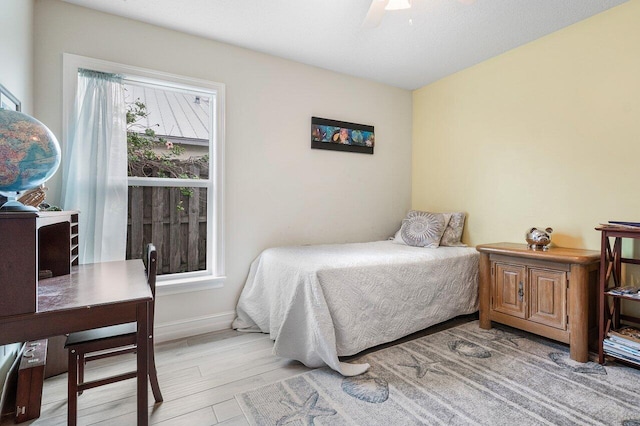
[61,69,128,263]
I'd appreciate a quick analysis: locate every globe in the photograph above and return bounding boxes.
[0,109,61,210]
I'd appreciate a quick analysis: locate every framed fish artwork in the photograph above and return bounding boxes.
[311,117,374,154]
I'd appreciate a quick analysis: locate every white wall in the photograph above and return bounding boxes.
[33,0,413,337]
[0,0,34,112]
[0,0,34,405]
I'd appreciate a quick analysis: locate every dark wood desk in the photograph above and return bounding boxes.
[0,260,152,426]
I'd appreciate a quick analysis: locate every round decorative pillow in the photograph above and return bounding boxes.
[398,211,450,247]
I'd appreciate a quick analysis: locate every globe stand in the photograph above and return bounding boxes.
[0,193,38,212]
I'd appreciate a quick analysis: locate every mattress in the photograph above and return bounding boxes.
[232,240,479,376]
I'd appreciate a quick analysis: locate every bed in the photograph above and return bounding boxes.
[232,239,479,376]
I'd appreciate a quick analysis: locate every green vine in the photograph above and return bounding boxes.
[127,99,208,212]
[126,99,207,179]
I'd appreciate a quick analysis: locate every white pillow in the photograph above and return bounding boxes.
[393,211,452,248]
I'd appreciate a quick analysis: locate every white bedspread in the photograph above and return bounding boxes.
[232,240,479,376]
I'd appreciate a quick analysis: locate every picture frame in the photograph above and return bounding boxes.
[0,83,21,112]
[311,117,374,154]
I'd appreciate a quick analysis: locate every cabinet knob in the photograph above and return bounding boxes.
[518,282,524,301]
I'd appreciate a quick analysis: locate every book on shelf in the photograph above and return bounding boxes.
[603,338,640,357]
[609,326,640,344]
[607,286,640,297]
[609,221,640,227]
[608,335,640,351]
[603,346,640,367]
[601,221,640,230]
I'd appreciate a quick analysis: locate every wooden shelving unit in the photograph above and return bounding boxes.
[596,225,640,365]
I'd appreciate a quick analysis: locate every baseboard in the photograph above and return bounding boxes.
[154,311,236,343]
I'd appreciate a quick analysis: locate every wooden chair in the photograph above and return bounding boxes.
[65,244,163,424]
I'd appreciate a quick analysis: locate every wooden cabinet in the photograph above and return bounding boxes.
[477,243,600,362]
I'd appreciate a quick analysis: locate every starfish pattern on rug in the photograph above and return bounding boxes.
[398,354,446,378]
[276,391,337,425]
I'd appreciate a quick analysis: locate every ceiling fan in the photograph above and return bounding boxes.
[363,0,476,28]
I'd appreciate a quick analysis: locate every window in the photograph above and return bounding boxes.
[63,54,225,295]
[124,81,211,278]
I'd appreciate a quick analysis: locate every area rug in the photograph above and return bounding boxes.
[235,321,640,425]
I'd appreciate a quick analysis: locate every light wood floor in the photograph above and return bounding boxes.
[1,315,475,425]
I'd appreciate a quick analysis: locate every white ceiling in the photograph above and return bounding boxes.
[61,0,628,90]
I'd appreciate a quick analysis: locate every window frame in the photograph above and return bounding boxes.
[63,54,225,295]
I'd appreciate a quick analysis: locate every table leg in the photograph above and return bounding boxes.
[137,301,149,426]
[569,264,589,362]
[68,348,78,426]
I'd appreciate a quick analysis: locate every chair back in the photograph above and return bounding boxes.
[144,243,158,340]
[145,243,158,298]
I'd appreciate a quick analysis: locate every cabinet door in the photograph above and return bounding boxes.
[492,263,526,319]
[528,268,567,330]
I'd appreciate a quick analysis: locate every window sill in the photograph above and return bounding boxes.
[156,275,225,296]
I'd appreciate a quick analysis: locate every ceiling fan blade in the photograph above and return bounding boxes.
[362,0,389,29]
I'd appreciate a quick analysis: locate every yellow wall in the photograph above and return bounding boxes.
[412,0,640,251]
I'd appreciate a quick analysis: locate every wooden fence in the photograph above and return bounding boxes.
[126,184,207,275]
